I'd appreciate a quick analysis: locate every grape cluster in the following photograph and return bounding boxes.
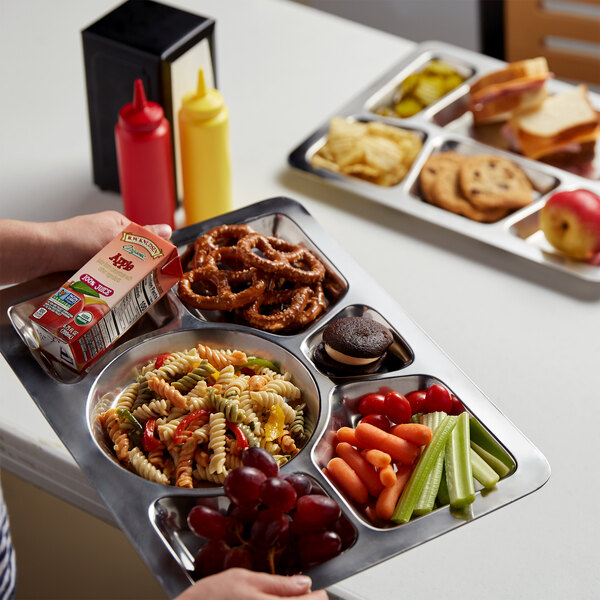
[187,447,356,578]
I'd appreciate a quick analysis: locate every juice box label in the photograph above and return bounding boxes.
[30,223,182,372]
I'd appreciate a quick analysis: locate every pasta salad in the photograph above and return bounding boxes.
[98,343,310,487]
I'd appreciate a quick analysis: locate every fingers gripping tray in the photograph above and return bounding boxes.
[0,197,550,597]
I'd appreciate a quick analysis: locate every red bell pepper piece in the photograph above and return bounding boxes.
[227,421,249,454]
[173,409,210,445]
[142,418,162,452]
[154,353,171,369]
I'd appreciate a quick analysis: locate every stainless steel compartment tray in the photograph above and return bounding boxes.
[0,197,550,598]
[288,41,600,283]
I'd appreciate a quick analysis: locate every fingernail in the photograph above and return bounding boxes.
[291,575,312,590]
[150,223,172,240]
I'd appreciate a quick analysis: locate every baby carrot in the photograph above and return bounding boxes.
[379,464,397,488]
[336,442,383,497]
[336,427,363,448]
[363,501,379,525]
[389,423,432,446]
[355,422,420,465]
[375,464,413,520]
[363,448,392,469]
[326,457,368,504]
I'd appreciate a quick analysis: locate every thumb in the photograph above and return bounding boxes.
[253,572,314,596]
[143,223,172,241]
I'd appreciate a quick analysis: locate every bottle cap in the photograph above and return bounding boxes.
[180,68,224,121]
[118,79,165,133]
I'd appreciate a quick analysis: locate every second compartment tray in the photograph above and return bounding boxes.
[288,41,600,283]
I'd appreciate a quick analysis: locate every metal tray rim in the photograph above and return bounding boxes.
[0,196,551,597]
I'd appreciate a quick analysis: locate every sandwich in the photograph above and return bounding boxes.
[505,84,600,171]
[469,57,551,124]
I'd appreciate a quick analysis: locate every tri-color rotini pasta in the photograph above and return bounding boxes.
[98,343,310,487]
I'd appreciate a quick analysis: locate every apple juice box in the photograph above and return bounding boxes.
[29,223,182,372]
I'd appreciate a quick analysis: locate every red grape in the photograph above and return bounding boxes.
[223,520,245,547]
[242,447,279,477]
[330,516,357,550]
[223,546,253,570]
[298,530,342,568]
[260,477,297,513]
[295,494,341,529]
[187,505,229,540]
[194,539,229,577]
[282,472,313,497]
[250,508,290,548]
[227,502,260,525]
[224,466,267,506]
[189,468,348,580]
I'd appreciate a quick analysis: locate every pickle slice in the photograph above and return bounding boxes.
[394,97,423,118]
[386,60,465,115]
[424,59,458,76]
[413,76,446,106]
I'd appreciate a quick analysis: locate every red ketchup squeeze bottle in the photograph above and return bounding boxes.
[115,79,176,228]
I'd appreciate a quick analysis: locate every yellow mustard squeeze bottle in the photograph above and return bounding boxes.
[178,68,232,225]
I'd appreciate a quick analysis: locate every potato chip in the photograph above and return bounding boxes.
[310,117,423,187]
[311,153,340,172]
[327,137,365,168]
[361,136,403,172]
[329,117,366,140]
[343,163,380,179]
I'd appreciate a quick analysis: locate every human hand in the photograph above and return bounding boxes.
[0,210,172,285]
[174,569,328,600]
[52,210,172,272]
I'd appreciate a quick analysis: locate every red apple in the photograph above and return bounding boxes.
[539,189,600,262]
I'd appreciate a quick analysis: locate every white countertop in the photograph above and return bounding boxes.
[1,1,599,599]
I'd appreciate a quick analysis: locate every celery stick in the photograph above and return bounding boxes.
[471,442,511,478]
[413,412,447,516]
[410,412,423,424]
[413,448,445,516]
[437,464,450,506]
[445,411,475,509]
[391,415,457,524]
[420,412,447,427]
[470,448,500,489]
[470,417,515,476]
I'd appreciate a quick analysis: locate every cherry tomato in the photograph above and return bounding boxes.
[405,389,427,414]
[424,384,453,413]
[359,413,391,431]
[383,391,412,424]
[358,393,386,416]
[450,394,466,415]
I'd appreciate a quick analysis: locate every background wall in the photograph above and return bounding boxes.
[293,0,482,52]
[2,470,165,599]
[293,0,600,90]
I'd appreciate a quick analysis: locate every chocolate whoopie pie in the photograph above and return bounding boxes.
[314,316,393,375]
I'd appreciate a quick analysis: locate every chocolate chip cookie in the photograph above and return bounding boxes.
[459,154,533,210]
[430,160,509,222]
[419,152,463,203]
